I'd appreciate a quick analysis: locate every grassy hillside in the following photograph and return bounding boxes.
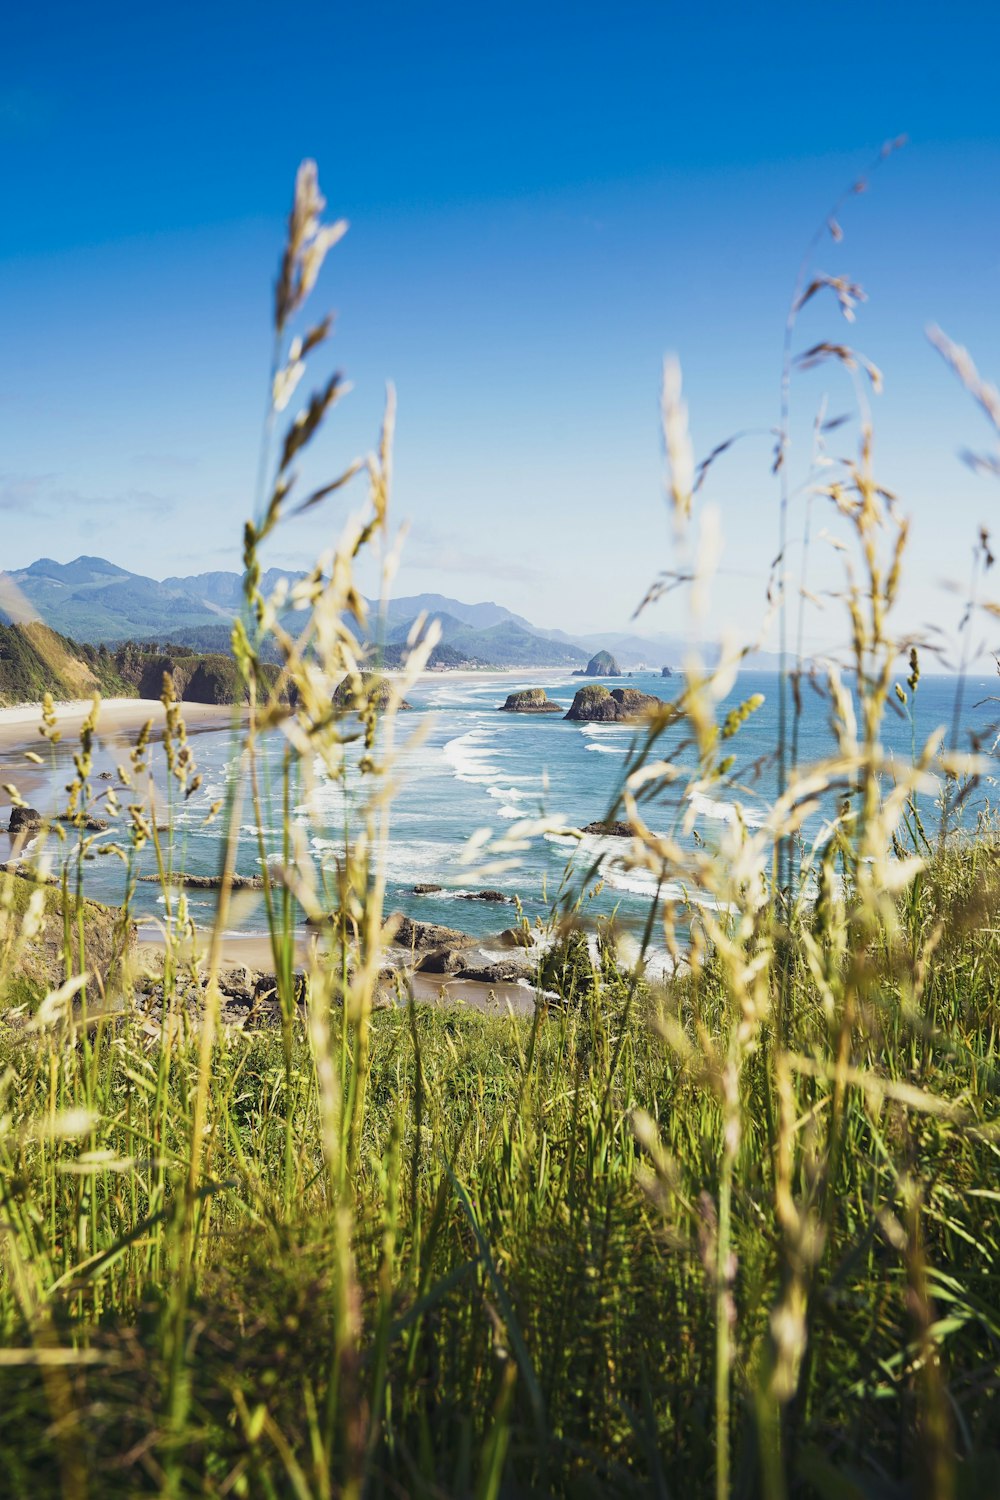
[0,621,136,705]
[0,624,283,707]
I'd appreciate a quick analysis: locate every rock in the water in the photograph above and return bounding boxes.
[137,871,264,890]
[459,889,511,903]
[565,686,663,722]
[499,688,562,713]
[661,665,673,678]
[7,806,42,836]
[583,650,622,677]
[581,820,636,837]
[413,883,443,894]
[333,672,412,714]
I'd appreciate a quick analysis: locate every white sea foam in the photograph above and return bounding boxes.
[687,789,766,829]
[443,727,505,787]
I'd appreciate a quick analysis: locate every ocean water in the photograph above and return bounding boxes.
[13,669,1000,942]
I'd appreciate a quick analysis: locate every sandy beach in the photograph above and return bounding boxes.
[0,697,248,823]
[0,696,247,759]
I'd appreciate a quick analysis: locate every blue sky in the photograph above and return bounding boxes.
[2,0,1000,654]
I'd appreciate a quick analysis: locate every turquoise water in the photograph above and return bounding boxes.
[13,669,1000,941]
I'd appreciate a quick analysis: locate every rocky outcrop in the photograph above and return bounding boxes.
[499,688,561,713]
[411,885,510,903]
[0,872,134,1007]
[581,820,637,837]
[135,959,315,1030]
[564,686,664,722]
[7,806,42,837]
[386,915,476,952]
[137,871,265,890]
[333,673,412,714]
[661,665,673,678]
[383,914,540,985]
[581,650,622,677]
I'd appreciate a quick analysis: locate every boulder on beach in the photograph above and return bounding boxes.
[499,688,562,713]
[564,685,664,723]
[333,672,412,714]
[386,914,475,952]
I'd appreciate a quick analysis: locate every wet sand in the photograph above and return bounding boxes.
[0,697,249,839]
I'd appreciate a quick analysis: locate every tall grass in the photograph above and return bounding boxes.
[1,155,998,1497]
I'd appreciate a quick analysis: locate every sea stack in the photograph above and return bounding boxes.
[333,672,412,712]
[498,688,562,713]
[583,650,621,677]
[564,685,664,722]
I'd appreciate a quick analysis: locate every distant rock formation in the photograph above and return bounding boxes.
[499,688,562,713]
[661,665,673,678]
[332,672,412,713]
[565,686,664,722]
[574,650,622,678]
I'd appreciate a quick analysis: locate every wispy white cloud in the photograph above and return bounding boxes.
[405,523,542,584]
[0,471,174,521]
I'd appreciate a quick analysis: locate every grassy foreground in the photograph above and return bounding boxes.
[0,852,998,1495]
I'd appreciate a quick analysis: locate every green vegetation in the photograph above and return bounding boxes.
[1,848,998,1494]
[0,621,136,705]
[574,682,610,704]
[0,626,285,709]
[2,158,999,1497]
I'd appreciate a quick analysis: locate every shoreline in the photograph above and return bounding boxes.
[135,930,538,1016]
[0,698,249,824]
[0,697,248,759]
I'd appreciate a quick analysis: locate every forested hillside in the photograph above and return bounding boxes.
[0,624,282,707]
[0,621,136,705]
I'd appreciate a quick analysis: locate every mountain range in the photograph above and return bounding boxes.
[0,554,734,669]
